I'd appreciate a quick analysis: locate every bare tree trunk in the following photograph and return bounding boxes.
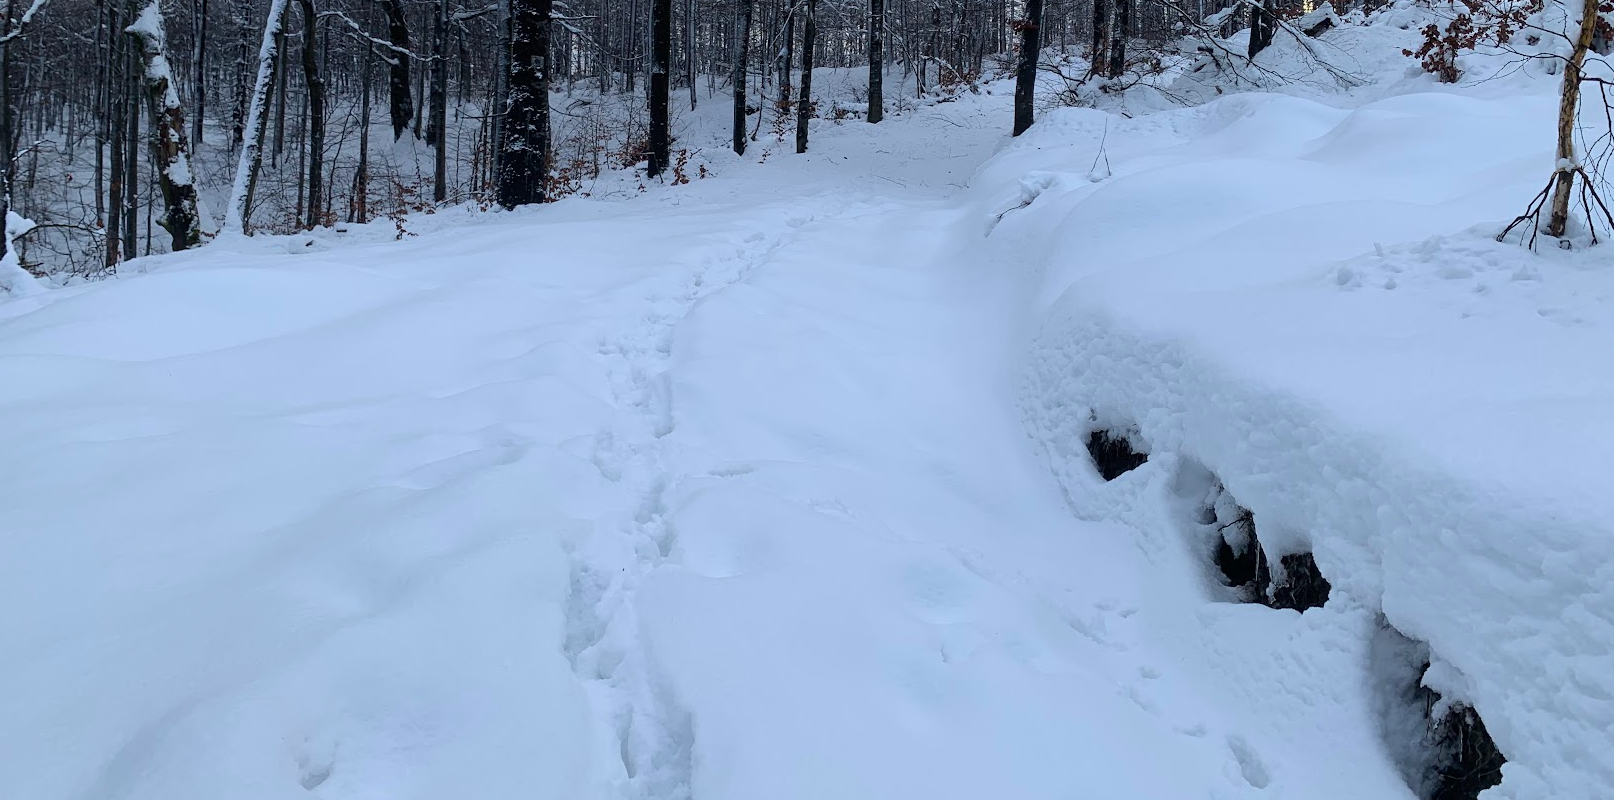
[0,0,14,266]
[647,0,670,176]
[686,0,696,110]
[732,0,753,154]
[127,0,203,250]
[107,0,124,263]
[356,32,370,223]
[1107,0,1127,78]
[868,0,883,123]
[794,0,815,153]
[777,7,793,123]
[95,0,108,225]
[296,0,323,227]
[496,0,549,205]
[121,26,138,260]
[223,0,289,234]
[430,0,447,201]
[190,0,205,144]
[271,24,285,164]
[1090,0,1107,76]
[1012,0,1041,136]
[490,0,509,183]
[1248,0,1273,59]
[381,0,412,140]
[1547,0,1599,238]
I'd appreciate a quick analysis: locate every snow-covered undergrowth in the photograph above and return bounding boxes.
[4,7,1612,800]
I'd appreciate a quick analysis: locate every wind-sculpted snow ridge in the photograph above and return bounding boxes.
[984,21,1614,799]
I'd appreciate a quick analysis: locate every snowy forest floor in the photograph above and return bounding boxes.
[4,8,1614,800]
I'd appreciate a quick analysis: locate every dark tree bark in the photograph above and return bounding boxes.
[296,0,323,227]
[647,0,670,176]
[106,0,125,261]
[1090,0,1107,77]
[732,0,753,154]
[271,24,285,164]
[430,0,447,200]
[867,0,883,123]
[122,28,138,260]
[380,0,412,140]
[190,0,206,144]
[0,0,16,266]
[1106,0,1127,78]
[794,0,815,153]
[1248,0,1274,59]
[355,32,370,222]
[496,0,550,206]
[1012,0,1041,136]
[685,0,695,110]
[127,0,203,250]
[777,8,793,126]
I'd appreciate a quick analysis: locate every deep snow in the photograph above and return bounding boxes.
[5,10,1614,800]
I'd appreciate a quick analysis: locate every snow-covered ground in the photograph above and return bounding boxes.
[5,9,1613,800]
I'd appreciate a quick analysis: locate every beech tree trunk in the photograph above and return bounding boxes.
[647,0,670,176]
[127,0,202,250]
[1012,0,1041,136]
[1547,0,1599,238]
[794,0,815,153]
[496,0,550,206]
[732,0,753,154]
[868,0,883,123]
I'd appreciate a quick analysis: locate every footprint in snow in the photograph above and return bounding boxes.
[1227,735,1271,790]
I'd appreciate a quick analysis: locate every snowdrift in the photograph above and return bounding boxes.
[973,22,1614,800]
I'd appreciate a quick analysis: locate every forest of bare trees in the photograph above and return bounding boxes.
[0,0,1286,276]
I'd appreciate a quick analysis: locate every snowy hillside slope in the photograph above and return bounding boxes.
[3,9,1612,800]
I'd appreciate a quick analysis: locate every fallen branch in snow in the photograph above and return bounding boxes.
[1088,118,1112,182]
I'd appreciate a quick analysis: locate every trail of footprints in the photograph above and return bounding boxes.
[562,208,827,800]
[1083,425,1505,800]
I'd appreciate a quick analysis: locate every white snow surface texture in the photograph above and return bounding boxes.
[4,13,1613,800]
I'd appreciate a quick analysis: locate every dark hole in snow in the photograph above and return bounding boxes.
[1269,553,1330,612]
[1086,429,1148,481]
[1423,690,1506,800]
[1370,622,1507,800]
[1204,487,1329,611]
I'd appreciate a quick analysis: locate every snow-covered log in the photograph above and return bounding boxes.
[126,0,202,252]
[1294,2,1338,37]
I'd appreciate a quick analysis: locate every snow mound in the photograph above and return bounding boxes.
[977,24,1614,800]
